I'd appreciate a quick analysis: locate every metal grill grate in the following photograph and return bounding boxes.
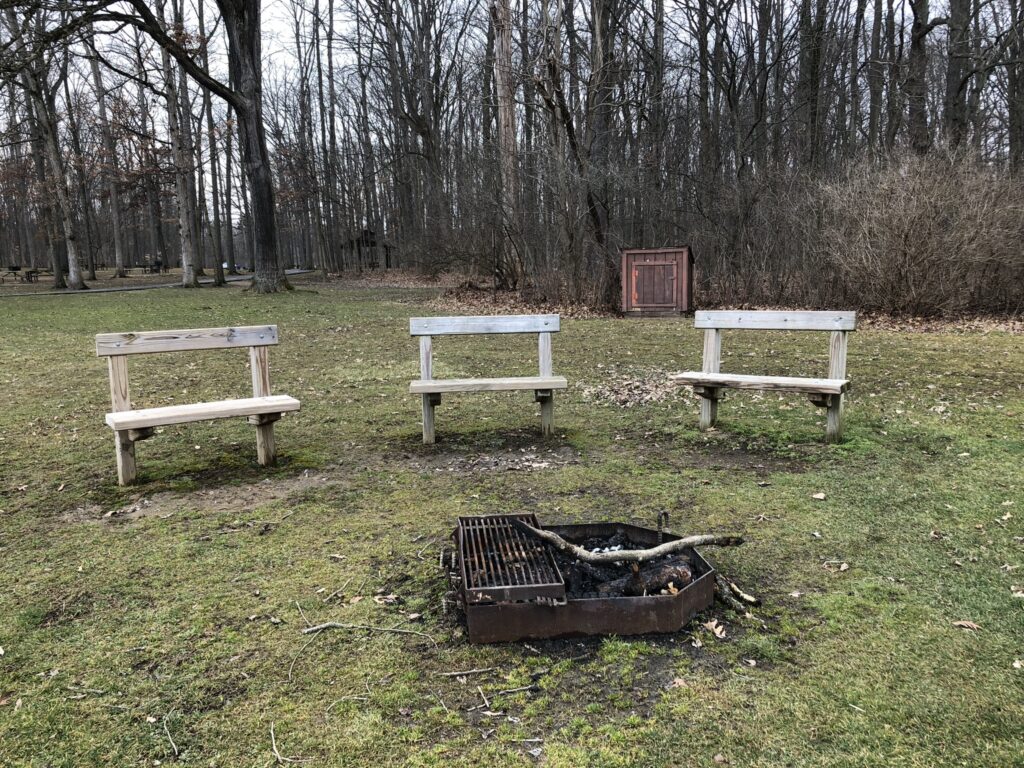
[457,514,566,604]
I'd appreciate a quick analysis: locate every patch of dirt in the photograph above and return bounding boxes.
[62,468,343,524]
[615,430,809,476]
[404,444,581,474]
[40,591,97,627]
[579,366,693,408]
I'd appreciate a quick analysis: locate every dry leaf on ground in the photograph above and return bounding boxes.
[703,619,727,639]
[952,620,981,631]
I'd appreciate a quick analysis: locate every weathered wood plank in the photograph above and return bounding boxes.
[96,325,279,356]
[694,311,856,332]
[114,431,136,486]
[538,332,553,377]
[248,345,276,464]
[419,336,433,379]
[107,355,131,411]
[672,372,849,395]
[107,355,136,484]
[249,346,272,397]
[410,376,568,394]
[826,399,844,442]
[539,393,555,436]
[409,315,560,336]
[105,395,301,431]
[828,331,849,379]
[422,394,436,444]
[699,328,722,430]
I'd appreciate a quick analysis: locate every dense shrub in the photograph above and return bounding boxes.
[814,153,1024,314]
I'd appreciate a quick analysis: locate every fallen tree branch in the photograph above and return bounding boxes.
[434,667,494,677]
[727,579,761,606]
[302,622,438,647]
[511,519,743,564]
[714,574,750,614]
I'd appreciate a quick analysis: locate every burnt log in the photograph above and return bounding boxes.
[597,559,693,597]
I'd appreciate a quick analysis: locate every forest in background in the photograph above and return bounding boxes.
[1,0,1023,313]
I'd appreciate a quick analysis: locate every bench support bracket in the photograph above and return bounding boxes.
[127,427,156,443]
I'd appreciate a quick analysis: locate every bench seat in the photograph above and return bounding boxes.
[671,372,849,395]
[105,395,300,431]
[410,376,567,394]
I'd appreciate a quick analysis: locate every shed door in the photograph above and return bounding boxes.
[631,260,677,308]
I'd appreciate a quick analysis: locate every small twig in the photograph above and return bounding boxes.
[325,695,369,713]
[295,601,312,628]
[727,580,761,606]
[302,622,438,647]
[477,685,490,708]
[288,629,324,682]
[416,540,435,560]
[163,710,178,757]
[270,721,310,764]
[433,690,450,713]
[495,684,539,696]
[434,667,494,678]
[323,577,353,603]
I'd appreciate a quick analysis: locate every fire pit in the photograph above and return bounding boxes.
[451,514,716,644]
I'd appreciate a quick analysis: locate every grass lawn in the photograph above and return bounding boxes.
[0,279,1021,767]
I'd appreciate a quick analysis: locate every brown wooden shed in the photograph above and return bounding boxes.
[621,247,695,316]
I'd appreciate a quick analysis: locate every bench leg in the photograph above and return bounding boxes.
[114,430,137,485]
[254,422,277,465]
[422,394,439,444]
[697,388,719,431]
[535,390,554,437]
[249,413,282,466]
[825,394,844,443]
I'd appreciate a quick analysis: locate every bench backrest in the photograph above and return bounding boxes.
[696,311,856,381]
[95,325,279,356]
[409,315,560,336]
[695,311,856,332]
[96,325,281,414]
[410,315,560,379]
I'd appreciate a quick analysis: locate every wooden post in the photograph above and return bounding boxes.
[698,328,721,430]
[420,336,436,443]
[538,332,552,377]
[537,332,554,436]
[535,389,554,436]
[249,346,276,464]
[826,330,848,442]
[108,355,136,485]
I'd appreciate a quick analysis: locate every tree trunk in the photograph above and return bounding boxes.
[219,0,288,292]
[944,0,970,148]
[89,50,127,277]
[198,0,226,286]
[491,0,520,289]
[908,0,940,155]
[158,0,199,287]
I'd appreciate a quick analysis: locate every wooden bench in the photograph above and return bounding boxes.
[96,325,301,484]
[671,310,856,442]
[409,314,567,444]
